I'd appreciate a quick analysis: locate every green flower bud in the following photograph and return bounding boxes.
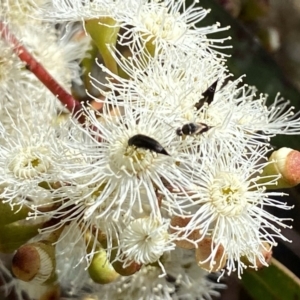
[261,147,300,189]
[12,241,56,284]
[88,248,119,284]
[85,17,120,75]
[112,258,142,276]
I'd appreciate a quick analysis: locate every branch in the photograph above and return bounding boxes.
[0,21,86,124]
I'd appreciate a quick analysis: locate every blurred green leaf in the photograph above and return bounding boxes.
[189,0,300,150]
[0,201,30,226]
[242,258,300,300]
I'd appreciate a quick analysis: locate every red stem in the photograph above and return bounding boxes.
[0,21,85,124]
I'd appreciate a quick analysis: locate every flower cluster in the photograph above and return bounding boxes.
[0,0,299,299]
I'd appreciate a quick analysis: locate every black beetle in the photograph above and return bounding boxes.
[128,134,170,156]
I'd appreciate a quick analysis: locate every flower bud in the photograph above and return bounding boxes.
[96,230,108,247]
[12,242,56,284]
[262,148,300,188]
[88,248,119,284]
[112,259,142,276]
[84,17,120,75]
[108,245,142,276]
[241,242,272,269]
[256,243,272,268]
[195,237,227,272]
[170,216,200,249]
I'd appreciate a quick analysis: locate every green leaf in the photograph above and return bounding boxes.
[242,258,300,300]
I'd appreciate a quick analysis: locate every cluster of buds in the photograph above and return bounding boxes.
[0,0,300,299]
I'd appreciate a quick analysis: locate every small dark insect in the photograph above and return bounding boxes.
[128,134,170,156]
[194,79,218,110]
[176,122,212,136]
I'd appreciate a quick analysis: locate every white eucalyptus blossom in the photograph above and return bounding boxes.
[91,51,248,154]
[25,0,134,21]
[174,145,292,277]
[91,48,227,110]
[0,100,79,208]
[33,98,202,263]
[0,39,27,97]
[115,0,231,58]
[36,181,132,264]
[119,216,175,266]
[234,91,300,137]
[100,264,175,300]
[169,249,226,300]
[0,0,47,28]
[19,22,91,89]
[0,88,59,135]
[0,258,15,298]
[98,48,300,154]
[60,100,198,220]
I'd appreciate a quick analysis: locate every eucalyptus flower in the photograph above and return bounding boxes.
[60,100,197,220]
[23,0,134,21]
[118,216,175,266]
[173,145,292,277]
[0,99,80,209]
[91,48,227,110]
[34,99,200,264]
[95,49,300,155]
[0,0,47,27]
[114,0,230,58]
[16,22,90,91]
[0,39,27,97]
